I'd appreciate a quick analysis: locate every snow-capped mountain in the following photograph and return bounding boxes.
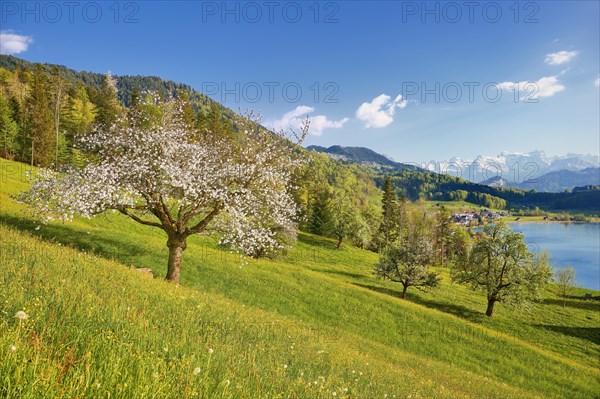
[423,151,600,184]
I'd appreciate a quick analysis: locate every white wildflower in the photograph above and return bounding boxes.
[15,311,28,320]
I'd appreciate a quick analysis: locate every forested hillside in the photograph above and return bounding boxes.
[309,146,600,212]
[0,55,235,118]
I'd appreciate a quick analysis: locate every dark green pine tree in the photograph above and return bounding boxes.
[129,87,141,108]
[379,176,400,246]
[0,92,19,159]
[309,190,332,236]
[94,73,122,129]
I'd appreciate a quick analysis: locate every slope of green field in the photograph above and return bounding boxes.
[1,158,599,398]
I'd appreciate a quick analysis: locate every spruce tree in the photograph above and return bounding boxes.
[309,190,332,236]
[0,92,18,158]
[94,73,122,129]
[379,176,399,246]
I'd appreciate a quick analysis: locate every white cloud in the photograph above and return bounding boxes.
[0,31,33,55]
[595,77,600,88]
[355,94,408,128]
[267,105,349,136]
[497,75,565,100]
[544,50,578,65]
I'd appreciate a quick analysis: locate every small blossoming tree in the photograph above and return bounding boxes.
[20,96,308,283]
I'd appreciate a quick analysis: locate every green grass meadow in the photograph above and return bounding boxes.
[1,158,599,398]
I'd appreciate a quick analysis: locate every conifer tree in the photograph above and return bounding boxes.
[94,73,122,129]
[379,176,400,246]
[0,92,18,158]
[309,190,332,236]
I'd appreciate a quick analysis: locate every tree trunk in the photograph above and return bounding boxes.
[401,284,408,299]
[485,298,496,317]
[336,236,343,249]
[166,236,187,284]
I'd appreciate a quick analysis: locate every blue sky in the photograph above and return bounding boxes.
[1,1,598,162]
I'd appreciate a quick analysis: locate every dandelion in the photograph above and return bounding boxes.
[9,345,16,352]
[208,348,214,354]
[332,393,337,397]
[283,364,288,369]
[193,367,201,375]
[15,311,28,320]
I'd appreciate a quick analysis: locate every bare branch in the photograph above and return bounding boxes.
[118,209,163,229]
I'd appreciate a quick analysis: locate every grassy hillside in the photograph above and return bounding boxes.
[1,158,599,398]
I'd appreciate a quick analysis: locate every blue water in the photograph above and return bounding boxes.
[507,223,600,291]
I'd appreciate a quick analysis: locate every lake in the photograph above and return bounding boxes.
[508,222,600,291]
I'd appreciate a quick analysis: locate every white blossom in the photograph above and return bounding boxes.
[19,95,308,281]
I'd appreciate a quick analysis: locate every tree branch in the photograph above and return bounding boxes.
[119,209,163,229]
[187,205,222,235]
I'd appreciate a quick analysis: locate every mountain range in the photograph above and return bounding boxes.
[481,168,600,193]
[309,146,600,193]
[305,145,421,172]
[422,151,599,186]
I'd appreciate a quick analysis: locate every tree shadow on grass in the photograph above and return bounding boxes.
[541,298,600,312]
[0,214,149,267]
[297,233,339,251]
[532,325,600,345]
[353,282,485,322]
[318,269,365,280]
